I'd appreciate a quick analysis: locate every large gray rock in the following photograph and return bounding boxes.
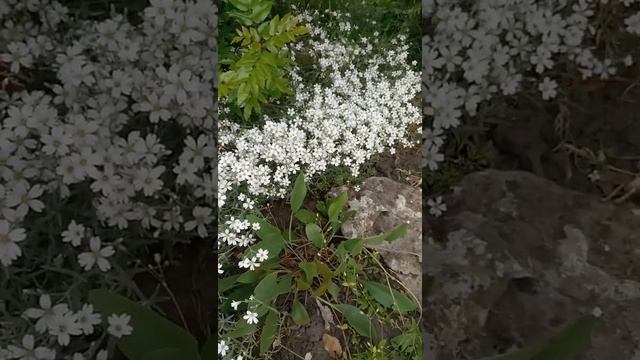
[335,177,422,304]
[425,170,640,360]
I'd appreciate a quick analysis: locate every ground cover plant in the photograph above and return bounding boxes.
[0,0,218,359]
[423,0,640,359]
[217,0,422,358]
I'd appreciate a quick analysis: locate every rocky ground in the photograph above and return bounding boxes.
[424,74,640,359]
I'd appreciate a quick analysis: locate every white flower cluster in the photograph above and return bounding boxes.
[0,294,131,359]
[216,9,420,354]
[422,0,640,170]
[0,0,217,357]
[218,12,419,202]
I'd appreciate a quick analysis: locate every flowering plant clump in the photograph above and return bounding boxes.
[217,6,421,359]
[422,0,640,173]
[0,0,218,358]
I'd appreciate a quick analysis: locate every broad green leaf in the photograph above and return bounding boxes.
[305,223,324,248]
[384,223,408,242]
[479,315,598,360]
[366,223,408,245]
[259,310,279,355]
[327,192,348,222]
[364,281,394,307]
[226,321,258,338]
[219,274,240,293]
[531,315,598,360]
[88,289,199,360]
[364,281,417,313]
[254,272,279,303]
[334,304,372,338]
[295,209,317,224]
[312,261,332,297]
[245,215,284,244]
[291,299,310,325]
[200,337,217,360]
[299,261,316,283]
[141,348,184,360]
[274,274,293,296]
[237,271,261,284]
[291,172,306,213]
[327,282,340,300]
[342,238,364,254]
[391,289,418,313]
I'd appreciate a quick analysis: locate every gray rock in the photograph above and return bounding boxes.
[335,177,422,304]
[425,170,640,359]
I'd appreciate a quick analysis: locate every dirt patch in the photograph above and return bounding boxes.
[113,239,216,359]
[490,74,640,199]
[374,145,422,187]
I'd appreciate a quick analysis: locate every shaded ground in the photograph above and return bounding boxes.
[425,67,640,359]
[491,73,640,201]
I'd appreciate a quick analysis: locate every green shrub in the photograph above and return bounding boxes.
[218,0,308,120]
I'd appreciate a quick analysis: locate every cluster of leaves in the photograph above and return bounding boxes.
[218,0,308,120]
[218,173,419,357]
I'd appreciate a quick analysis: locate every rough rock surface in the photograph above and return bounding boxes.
[425,170,640,360]
[335,176,422,304]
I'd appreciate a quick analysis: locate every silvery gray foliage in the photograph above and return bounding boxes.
[422,0,640,171]
[0,0,217,357]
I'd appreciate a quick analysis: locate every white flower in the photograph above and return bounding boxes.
[243,310,259,325]
[427,196,447,217]
[238,257,260,271]
[218,263,224,275]
[49,311,82,346]
[61,220,85,247]
[75,304,102,335]
[7,334,55,360]
[77,236,115,272]
[217,340,229,356]
[0,219,26,266]
[1,41,33,73]
[133,166,165,196]
[538,77,558,100]
[184,206,214,238]
[96,350,109,360]
[231,301,241,310]
[256,248,269,262]
[107,313,133,338]
[23,294,70,333]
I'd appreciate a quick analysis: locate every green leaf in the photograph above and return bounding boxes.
[305,223,324,248]
[226,321,258,338]
[327,282,340,300]
[246,215,285,244]
[259,310,279,355]
[200,337,217,360]
[254,272,279,303]
[237,271,261,284]
[366,223,408,245]
[299,261,317,283]
[531,315,598,360]
[291,299,310,325]
[312,261,332,297]
[291,172,307,213]
[342,238,364,254]
[88,289,199,360]
[218,274,240,293]
[364,281,394,307]
[141,348,184,360]
[327,192,348,222]
[479,315,598,360]
[295,209,317,224]
[334,304,372,338]
[364,281,417,313]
